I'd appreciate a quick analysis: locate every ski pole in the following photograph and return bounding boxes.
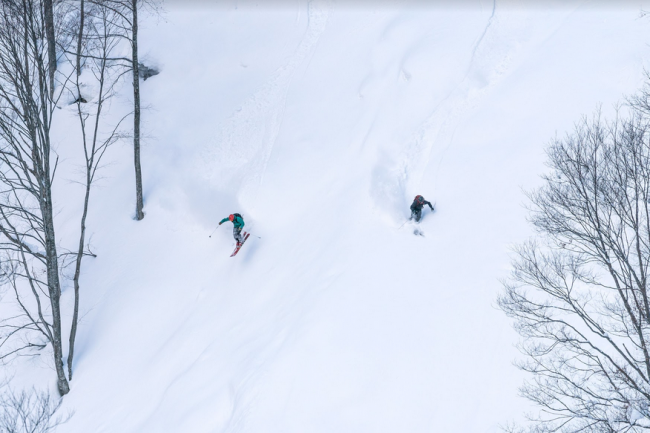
[208,225,220,238]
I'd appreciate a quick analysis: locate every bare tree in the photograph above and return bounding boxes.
[130,0,144,220]
[629,71,650,118]
[0,0,158,395]
[0,387,72,433]
[0,0,73,396]
[64,1,128,381]
[499,109,650,431]
[85,0,159,221]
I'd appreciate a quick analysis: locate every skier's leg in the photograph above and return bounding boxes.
[415,209,422,222]
[233,227,243,244]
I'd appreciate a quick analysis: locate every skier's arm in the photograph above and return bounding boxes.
[219,217,229,225]
[424,200,434,210]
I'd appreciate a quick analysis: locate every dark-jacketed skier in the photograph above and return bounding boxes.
[219,213,245,246]
[410,195,434,222]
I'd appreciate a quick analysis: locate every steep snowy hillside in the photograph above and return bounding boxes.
[5,1,650,432]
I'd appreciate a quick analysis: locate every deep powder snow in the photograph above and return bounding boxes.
[4,1,650,432]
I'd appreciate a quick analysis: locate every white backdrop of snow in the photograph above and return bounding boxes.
[3,1,650,432]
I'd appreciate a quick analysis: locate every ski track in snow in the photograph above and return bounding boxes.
[469,0,497,71]
[20,4,650,433]
[420,7,586,201]
[200,1,331,212]
[369,6,581,229]
[421,11,518,189]
[400,7,558,204]
[369,5,531,224]
[202,6,332,425]
[420,3,503,192]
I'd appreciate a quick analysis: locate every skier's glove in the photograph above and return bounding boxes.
[219,222,222,225]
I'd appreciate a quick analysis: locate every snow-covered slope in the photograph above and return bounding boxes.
[7,2,650,432]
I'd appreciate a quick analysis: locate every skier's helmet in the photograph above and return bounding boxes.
[229,214,234,222]
[415,195,423,202]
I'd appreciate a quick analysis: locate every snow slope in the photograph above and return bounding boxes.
[5,1,650,432]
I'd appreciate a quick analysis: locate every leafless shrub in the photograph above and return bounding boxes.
[0,387,72,433]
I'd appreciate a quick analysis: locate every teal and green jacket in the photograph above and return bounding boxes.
[220,214,245,229]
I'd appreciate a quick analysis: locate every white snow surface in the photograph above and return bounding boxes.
[4,1,650,432]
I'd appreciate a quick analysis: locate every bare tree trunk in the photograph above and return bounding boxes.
[67,184,88,381]
[44,0,56,92]
[39,67,68,396]
[67,2,123,380]
[132,0,144,220]
[38,6,68,395]
[43,185,69,396]
[68,86,93,381]
[75,0,84,76]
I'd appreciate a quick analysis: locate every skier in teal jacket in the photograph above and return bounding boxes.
[219,213,245,245]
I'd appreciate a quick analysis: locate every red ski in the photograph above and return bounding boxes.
[230,232,250,257]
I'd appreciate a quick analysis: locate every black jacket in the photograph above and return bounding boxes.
[410,196,433,212]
